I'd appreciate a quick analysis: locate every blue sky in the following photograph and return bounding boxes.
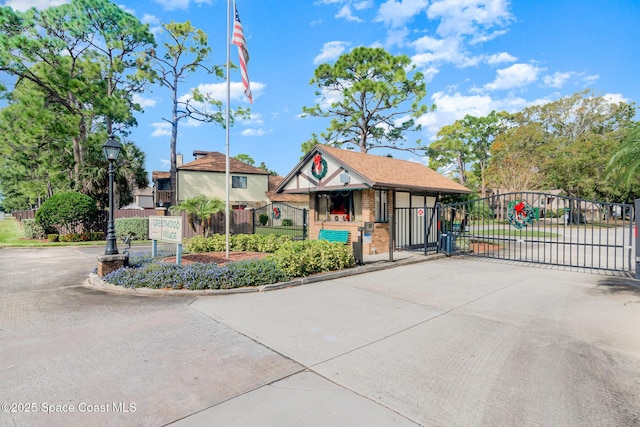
[5,0,640,178]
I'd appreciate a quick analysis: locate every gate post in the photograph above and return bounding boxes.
[436,203,442,253]
[251,208,256,234]
[423,204,428,256]
[388,213,394,262]
[302,209,308,240]
[635,199,640,279]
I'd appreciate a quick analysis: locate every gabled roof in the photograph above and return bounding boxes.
[276,144,471,194]
[152,171,170,180]
[266,176,308,203]
[178,151,271,175]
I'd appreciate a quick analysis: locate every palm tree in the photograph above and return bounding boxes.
[81,138,149,209]
[608,126,640,189]
[170,195,225,236]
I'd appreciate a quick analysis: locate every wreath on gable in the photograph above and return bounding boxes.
[507,200,535,230]
[272,207,281,220]
[311,154,328,180]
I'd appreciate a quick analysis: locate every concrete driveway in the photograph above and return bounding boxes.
[1,246,640,426]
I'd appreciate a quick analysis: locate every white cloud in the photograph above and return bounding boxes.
[416,90,531,140]
[240,128,267,137]
[411,35,481,69]
[583,74,600,85]
[153,0,190,11]
[412,35,465,65]
[420,66,440,83]
[241,113,265,126]
[335,5,363,22]
[151,122,171,138]
[384,27,410,48]
[427,0,512,38]
[141,14,162,34]
[375,0,429,28]
[354,0,373,10]
[487,52,517,65]
[160,159,170,168]
[604,93,629,105]
[483,63,542,91]
[181,81,266,105]
[543,71,574,88]
[313,41,350,64]
[132,94,157,109]
[4,0,67,10]
[183,118,204,128]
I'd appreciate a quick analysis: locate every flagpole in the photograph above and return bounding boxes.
[225,0,232,259]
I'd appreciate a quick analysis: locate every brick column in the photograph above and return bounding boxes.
[97,254,129,277]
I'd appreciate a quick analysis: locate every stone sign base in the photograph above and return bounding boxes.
[97,254,129,277]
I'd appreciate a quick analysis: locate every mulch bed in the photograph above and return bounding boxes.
[162,251,268,265]
[470,243,501,253]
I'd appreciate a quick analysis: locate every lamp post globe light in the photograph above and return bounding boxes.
[102,135,121,255]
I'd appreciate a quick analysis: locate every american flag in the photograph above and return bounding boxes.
[232,5,253,104]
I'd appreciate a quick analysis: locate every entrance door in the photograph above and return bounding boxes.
[395,193,438,251]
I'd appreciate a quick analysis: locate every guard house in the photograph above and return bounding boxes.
[275,145,471,255]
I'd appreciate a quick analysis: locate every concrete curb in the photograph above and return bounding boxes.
[85,252,447,296]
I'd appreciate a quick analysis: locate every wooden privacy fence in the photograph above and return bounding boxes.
[11,208,254,239]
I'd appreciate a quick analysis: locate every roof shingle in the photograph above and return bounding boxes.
[318,145,471,194]
[178,152,271,175]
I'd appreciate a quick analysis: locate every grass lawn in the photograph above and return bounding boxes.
[0,218,109,248]
[467,228,560,238]
[254,226,304,239]
[0,218,25,245]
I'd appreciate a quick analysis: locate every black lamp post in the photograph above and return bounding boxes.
[102,135,121,255]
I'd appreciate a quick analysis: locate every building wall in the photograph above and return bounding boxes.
[178,171,269,207]
[308,188,394,255]
[135,195,154,209]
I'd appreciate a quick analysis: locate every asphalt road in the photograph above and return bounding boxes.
[1,246,640,426]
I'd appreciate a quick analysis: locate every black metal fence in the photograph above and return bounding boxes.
[440,192,635,274]
[252,203,307,240]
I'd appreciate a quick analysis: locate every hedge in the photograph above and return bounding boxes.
[271,240,355,277]
[185,234,292,253]
[115,217,149,240]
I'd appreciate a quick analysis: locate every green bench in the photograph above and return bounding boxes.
[318,229,350,244]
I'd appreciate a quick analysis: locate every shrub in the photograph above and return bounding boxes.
[259,213,268,225]
[184,233,292,253]
[115,217,149,240]
[127,250,176,268]
[103,257,288,290]
[35,192,98,234]
[230,233,254,251]
[59,233,81,242]
[22,219,46,239]
[282,219,293,226]
[90,232,105,241]
[271,240,355,277]
[47,234,59,242]
[227,258,289,288]
[184,234,225,253]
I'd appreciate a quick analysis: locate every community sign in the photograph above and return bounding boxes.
[149,216,183,244]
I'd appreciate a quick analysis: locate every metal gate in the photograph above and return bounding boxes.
[440,192,635,274]
[253,203,307,240]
